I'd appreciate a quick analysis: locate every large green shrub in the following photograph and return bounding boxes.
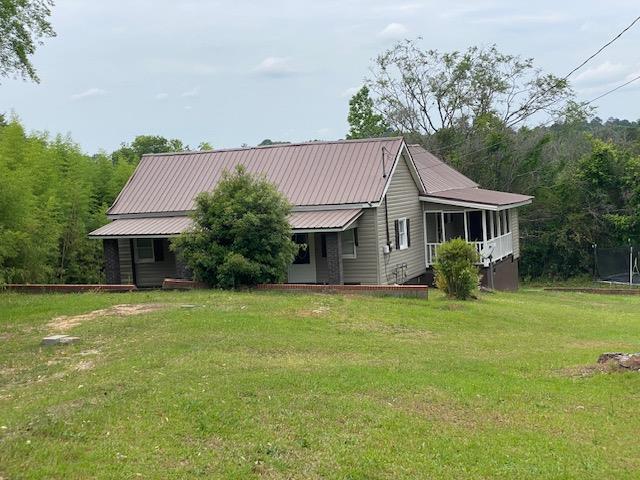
[434,238,480,300]
[172,165,297,288]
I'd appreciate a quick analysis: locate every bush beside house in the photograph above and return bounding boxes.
[172,166,297,288]
[434,239,480,300]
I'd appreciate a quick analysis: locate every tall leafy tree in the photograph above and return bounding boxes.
[172,165,297,288]
[0,0,56,83]
[368,41,572,135]
[346,86,389,139]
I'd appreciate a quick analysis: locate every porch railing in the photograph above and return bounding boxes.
[426,232,513,267]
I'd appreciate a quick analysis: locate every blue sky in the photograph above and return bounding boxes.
[1,0,639,154]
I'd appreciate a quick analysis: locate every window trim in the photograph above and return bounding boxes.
[341,229,357,259]
[134,238,155,264]
[397,217,409,250]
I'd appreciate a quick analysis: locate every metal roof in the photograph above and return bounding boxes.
[289,209,363,231]
[108,137,405,216]
[89,209,364,238]
[408,144,478,193]
[425,187,533,206]
[88,216,192,237]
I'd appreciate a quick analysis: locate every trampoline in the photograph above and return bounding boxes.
[594,245,640,285]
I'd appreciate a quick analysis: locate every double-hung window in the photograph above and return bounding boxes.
[134,238,155,263]
[396,218,410,250]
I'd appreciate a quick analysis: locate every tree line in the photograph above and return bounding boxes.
[347,41,640,280]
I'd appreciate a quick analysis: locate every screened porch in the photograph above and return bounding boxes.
[424,209,514,267]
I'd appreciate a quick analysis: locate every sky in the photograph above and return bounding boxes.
[1,0,640,154]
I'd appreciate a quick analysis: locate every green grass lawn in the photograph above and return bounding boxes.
[1,288,640,479]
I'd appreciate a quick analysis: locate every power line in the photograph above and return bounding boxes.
[425,15,640,154]
[451,73,640,161]
[564,15,640,80]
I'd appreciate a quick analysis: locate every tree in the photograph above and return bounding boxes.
[368,41,572,135]
[258,139,290,146]
[111,135,186,164]
[0,0,56,83]
[172,165,297,288]
[346,86,389,139]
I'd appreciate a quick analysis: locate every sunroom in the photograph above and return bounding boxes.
[419,187,533,267]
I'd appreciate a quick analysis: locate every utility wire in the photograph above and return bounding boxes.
[564,16,640,80]
[451,73,640,161]
[425,15,640,154]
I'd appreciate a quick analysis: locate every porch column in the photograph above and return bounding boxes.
[481,211,487,243]
[325,232,344,285]
[103,239,121,284]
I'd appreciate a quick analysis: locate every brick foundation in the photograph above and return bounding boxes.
[3,284,137,293]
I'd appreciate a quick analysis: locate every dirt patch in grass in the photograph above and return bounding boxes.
[558,363,615,378]
[47,304,166,331]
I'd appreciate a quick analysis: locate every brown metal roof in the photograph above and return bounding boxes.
[408,144,478,193]
[108,138,405,215]
[426,187,533,206]
[289,209,363,230]
[88,216,193,237]
[89,209,365,237]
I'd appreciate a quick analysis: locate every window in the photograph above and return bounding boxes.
[321,234,327,258]
[134,238,155,263]
[342,228,358,259]
[292,233,310,264]
[395,218,410,250]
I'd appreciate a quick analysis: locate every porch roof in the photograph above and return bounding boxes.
[420,187,533,210]
[88,216,192,238]
[89,208,364,238]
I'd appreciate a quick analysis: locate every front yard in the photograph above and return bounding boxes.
[1,288,639,479]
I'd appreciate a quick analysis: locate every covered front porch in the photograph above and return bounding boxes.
[424,208,514,267]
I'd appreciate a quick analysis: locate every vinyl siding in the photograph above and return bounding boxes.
[342,208,380,284]
[118,238,176,287]
[118,239,134,284]
[510,208,520,258]
[376,152,426,284]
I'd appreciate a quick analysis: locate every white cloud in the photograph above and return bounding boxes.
[184,105,193,111]
[180,87,200,98]
[377,22,408,40]
[70,87,107,101]
[155,92,169,100]
[253,57,298,77]
[574,62,631,85]
[341,86,361,98]
[373,3,424,14]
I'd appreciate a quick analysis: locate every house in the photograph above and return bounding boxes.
[89,137,532,290]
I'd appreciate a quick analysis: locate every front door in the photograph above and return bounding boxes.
[288,233,317,283]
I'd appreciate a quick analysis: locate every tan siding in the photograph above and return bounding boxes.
[343,208,379,284]
[118,239,134,284]
[511,208,520,258]
[376,152,426,284]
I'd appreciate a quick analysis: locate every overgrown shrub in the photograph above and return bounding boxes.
[172,165,297,288]
[434,238,480,300]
